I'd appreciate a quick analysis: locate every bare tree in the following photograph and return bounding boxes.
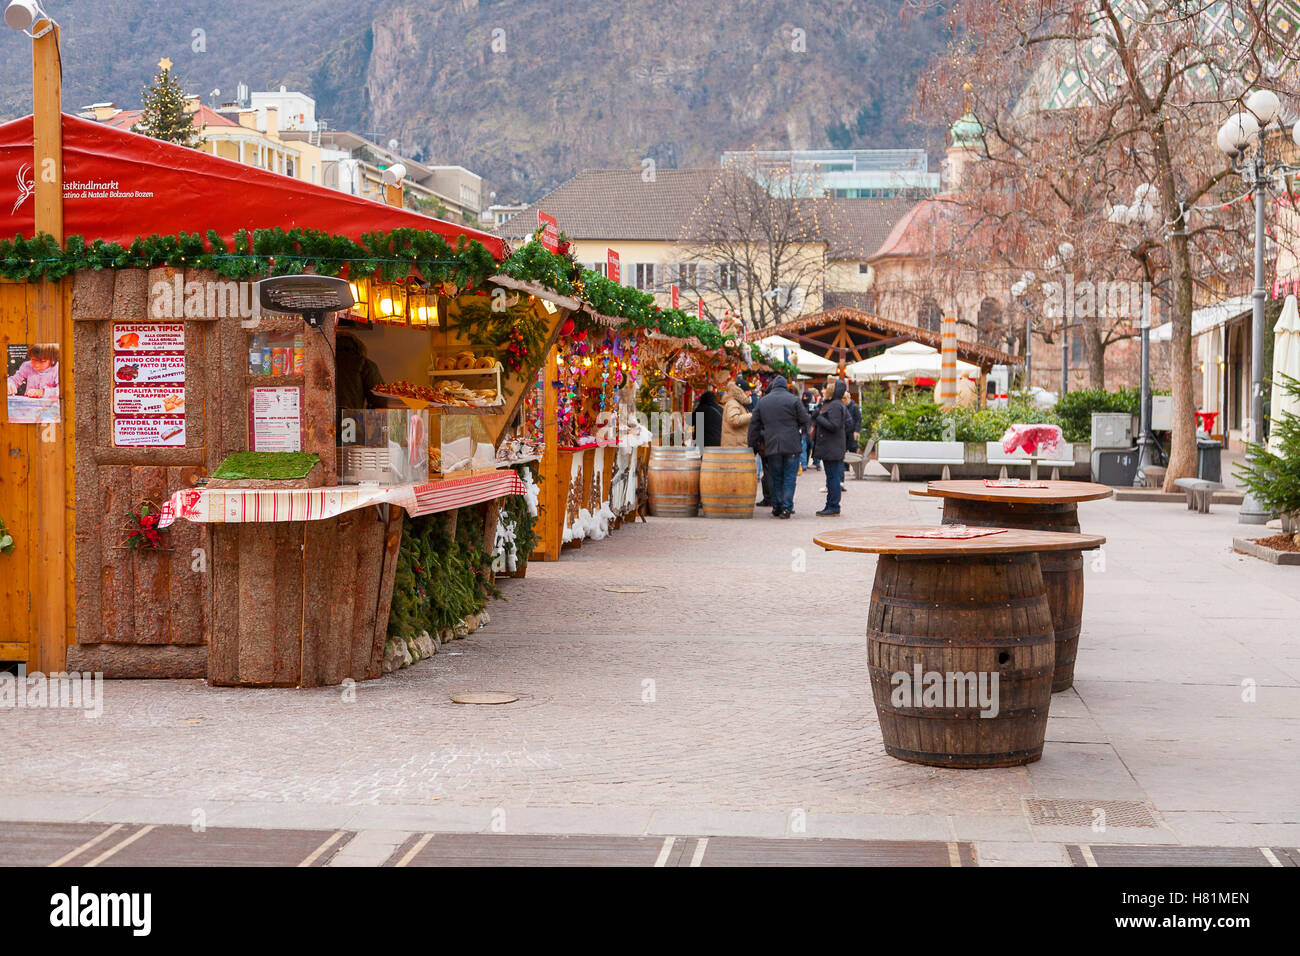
[909,0,1299,489]
[681,160,838,331]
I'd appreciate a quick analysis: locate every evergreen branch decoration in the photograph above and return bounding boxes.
[0,228,769,359]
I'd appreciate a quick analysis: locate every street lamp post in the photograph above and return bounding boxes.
[1109,186,1160,484]
[1010,272,1034,391]
[1055,242,1075,396]
[1215,91,1299,523]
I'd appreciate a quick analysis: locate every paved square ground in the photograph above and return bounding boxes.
[3,471,1297,864]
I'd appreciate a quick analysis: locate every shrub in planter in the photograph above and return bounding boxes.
[857,382,893,443]
[1053,387,1141,442]
[871,396,948,441]
[1237,373,1300,534]
[873,396,1065,444]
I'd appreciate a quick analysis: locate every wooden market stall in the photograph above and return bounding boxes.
[0,108,570,681]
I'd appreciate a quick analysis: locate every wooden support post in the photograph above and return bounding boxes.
[532,342,563,561]
[30,21,69,672]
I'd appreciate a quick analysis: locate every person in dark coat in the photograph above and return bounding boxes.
[844,389,862,454]
[747,375,810,518]
[692,390,724,448]
[813,380,849,516]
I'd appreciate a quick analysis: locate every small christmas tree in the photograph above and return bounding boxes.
[1238,373,1300,535]
[131,57,200,148]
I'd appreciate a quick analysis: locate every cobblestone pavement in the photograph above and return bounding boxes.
[4,470,1299,862]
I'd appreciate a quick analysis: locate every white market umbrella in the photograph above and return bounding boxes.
[756,335,838,375]
[846,340,978,383]
[1269,294,1300,455]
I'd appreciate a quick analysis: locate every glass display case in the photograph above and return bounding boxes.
[338,408,429,485]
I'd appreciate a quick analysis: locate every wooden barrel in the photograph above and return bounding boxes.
[867,551,1055,768]
[699,447,757,518]
[647,446,700,516]
[942,498,1084,692]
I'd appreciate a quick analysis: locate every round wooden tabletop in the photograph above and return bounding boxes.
[814,526,1106,556]
[916,479,1115,504]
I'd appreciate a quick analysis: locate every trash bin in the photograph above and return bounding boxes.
[1197,439,1222,483]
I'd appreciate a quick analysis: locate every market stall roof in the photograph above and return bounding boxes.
[845,340,979,382]
[755,335,837,375]
[0,113,505,258]
[746,307,1020,371]
[1149,293,1251,343]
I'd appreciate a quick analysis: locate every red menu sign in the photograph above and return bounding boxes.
[606,249,620,283]
[537,210,559,253]
[112,322,186,447]
[670,284,679,309]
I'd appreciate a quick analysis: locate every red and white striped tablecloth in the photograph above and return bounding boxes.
[158,470,525,529]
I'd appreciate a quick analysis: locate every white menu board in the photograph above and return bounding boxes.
[249,386,302,452]
[113,385,185,416]
[114,417,186,447]
[113,353,186,385]
[113,323,184,353]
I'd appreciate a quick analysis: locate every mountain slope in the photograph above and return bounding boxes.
[0,0,952,200]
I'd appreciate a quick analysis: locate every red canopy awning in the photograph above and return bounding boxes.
[0,113,505,259]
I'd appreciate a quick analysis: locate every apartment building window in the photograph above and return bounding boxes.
[585,262,607,278]
[718,263,740,292]
[672,262,702,290]
[635,263,662,291]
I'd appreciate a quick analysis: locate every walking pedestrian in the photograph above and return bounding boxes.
[747,375,809,518]
[813,380,849,517]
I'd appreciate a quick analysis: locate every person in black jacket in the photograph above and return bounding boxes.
[813,379,849,516]
[844,389,862,454]
[692,390,723,448]
[747,375,810,518]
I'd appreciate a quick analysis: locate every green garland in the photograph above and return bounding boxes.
[1,226,750,354]
[389,509,495,639]
[0,514,13,555]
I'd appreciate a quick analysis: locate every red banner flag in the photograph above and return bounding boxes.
[607,248,620,283]
[537,210,559,253]
[670,284,679,309]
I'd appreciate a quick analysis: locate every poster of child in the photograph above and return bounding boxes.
[6,342,62,424]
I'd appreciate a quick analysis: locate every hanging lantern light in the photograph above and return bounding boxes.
[347,278,371,321]
[407,284,439,327]
[374,280,406,324]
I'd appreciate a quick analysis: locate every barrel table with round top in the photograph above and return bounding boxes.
[912,480,1113,692]
[814,526,1106,769]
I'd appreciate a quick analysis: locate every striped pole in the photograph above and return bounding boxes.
[938,314,959,406]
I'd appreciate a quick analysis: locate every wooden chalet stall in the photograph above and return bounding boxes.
[746,307,1020,400]
[0,111,568,683]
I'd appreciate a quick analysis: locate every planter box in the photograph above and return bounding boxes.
[1233,537,1300,566]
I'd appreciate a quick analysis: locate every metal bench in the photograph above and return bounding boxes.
[1173,477,1222,514]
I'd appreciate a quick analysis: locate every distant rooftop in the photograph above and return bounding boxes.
[722,148,932,174]
[721,148,940,198]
